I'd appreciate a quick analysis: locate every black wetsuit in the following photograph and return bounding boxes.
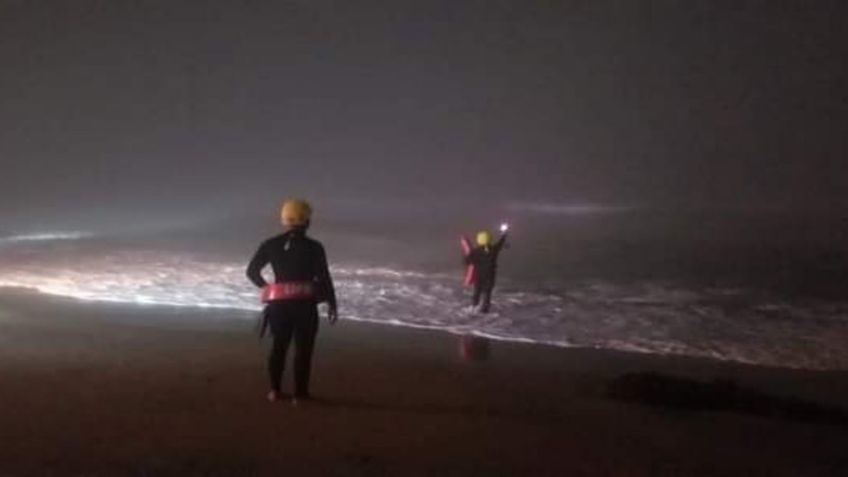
[466,234,507,313]
[247,228,336,397]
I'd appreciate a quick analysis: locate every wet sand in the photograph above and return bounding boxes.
[0,288,847,476]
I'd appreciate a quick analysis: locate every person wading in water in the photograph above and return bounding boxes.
[465,224,509,313]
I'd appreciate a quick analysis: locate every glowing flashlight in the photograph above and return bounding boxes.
[499,222,509,233]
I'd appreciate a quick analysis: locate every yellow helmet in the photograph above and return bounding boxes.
[476,230,492,246]
[280,199,312,227]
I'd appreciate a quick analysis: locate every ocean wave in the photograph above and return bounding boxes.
[506,201,637,216]
[0,231,93,244]
[1,243,847,370]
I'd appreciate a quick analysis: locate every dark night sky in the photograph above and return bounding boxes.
[1,0,847,225]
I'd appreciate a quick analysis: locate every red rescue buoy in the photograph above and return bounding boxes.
[260,282,315,303]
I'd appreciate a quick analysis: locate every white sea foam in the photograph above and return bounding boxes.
[1,237,847,370]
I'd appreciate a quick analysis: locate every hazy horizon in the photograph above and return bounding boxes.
[2,1,847,232]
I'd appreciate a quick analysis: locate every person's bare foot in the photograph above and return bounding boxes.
[266,390,282,403]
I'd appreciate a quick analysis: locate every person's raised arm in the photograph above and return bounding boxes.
[494,231,508,252]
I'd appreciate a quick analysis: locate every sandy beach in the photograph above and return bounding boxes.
[1,287,847,476]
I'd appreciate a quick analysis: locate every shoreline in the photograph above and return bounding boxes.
[1,287,847,475]
[2,285,845,375]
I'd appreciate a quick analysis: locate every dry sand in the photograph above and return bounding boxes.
[1,288,847,476]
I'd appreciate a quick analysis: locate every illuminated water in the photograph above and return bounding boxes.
[1,225,847,370]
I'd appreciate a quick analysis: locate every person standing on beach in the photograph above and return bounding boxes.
[247,199,338,404]
[466,224,508,313]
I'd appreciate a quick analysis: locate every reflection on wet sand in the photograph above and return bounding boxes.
[459,335,491,362]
